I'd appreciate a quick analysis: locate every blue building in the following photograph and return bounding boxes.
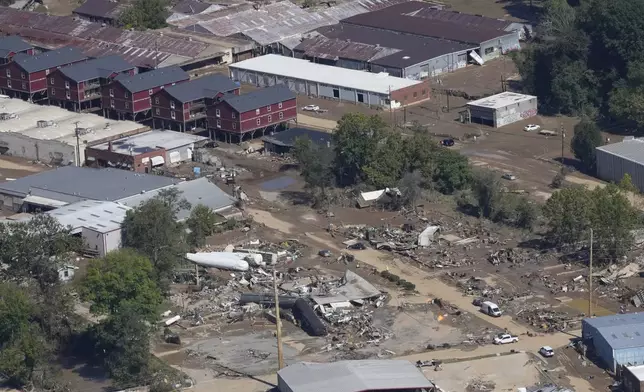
[582,313,644,371]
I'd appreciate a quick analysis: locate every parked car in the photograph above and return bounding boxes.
[347,242,366,250]
[480,301,502,317]
[502,173,517,181]
[318,249,332,257]
[539,129,557,136]
[302,104,320,111]
[524,124,540,132]
[441,138,455,147]
[494,333,519,345]
[539,346,555,357]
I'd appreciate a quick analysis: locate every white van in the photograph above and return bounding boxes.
[480,301,502,317]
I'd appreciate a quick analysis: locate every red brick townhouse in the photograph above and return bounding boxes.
[49,55,136,112]
[207,85,297,143]
[0,36,34,65]
[102,66,189,121]
[152,74,239,133]
[0,47,88,101]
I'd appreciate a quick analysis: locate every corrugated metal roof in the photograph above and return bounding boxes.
[14,46,87,73]
[584,313,644,350]
[164,74,238,102]
[597,138,644,167]
[407,6,510,30]
[115,66,189,92]
[59,54,133,82]
[223,85,295,113]
[295,36,398,62]
[47,200,131,233]
[0,166,180,203]
[92,130,208,153]
[172,0,211,15]
[342,1,514,44]
[73,0,128,20]
[277,360,434,392]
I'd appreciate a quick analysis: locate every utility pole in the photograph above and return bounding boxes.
[560,123,565,166]
[588,228,594,317]
[273,269,284,370]
[73,121,81,167]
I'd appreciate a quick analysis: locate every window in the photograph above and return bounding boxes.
[45,69,49,75]
[413,91,418,98]
[278,102,283,109]
[148,89,153,95]
[125,91,129,98]
[170,101,175,109]
[267,115,272,123]
[154,97,159,105]
[266,105,271,112]
[171,111,176,120]
[155,108,160,115]
[5,69,9,77]
[51,88,55,96]
[215,108,220,117]
[6,80,10,88]
[484,47,494,55]
[357,93,364,103]
[279,112,283,120]
[110,99,114,108]
[255,108,260,115]
[20,72,25,80]
[63,270,69,278]
[256,118,261,126]
[231,112,236,119]
[109,89,114,97]
[50,77,54,85]
[65,91,70,99]
[21,82,26,90]
[216,119,221,128]
[65,81,70,89]
[232,122,236,130]
[333,88,339,98]
[125,101,129,109]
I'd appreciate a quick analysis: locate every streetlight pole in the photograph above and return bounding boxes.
[73,121,81,167]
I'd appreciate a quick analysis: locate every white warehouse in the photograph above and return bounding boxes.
[467,92,538,128]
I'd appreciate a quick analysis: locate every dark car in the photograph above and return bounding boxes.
[441,138,455,147]
[347,242,366,250]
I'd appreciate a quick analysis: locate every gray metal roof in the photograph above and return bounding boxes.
[584,313,644,350]
[0,35,32,58]
[91,130,208,154]
[59,55,133,82]
[47,200,131,233]
[262,127,332,148]
[117,177,235,220]
[14,47,87,73]
[223,85,295,113]
[0,166,180,204]
[597,138,644,167]
[114,66,189,93]
[172,0,211,14]
[278,360,434,392]
[73,0,128,19]
[164,74,238,102]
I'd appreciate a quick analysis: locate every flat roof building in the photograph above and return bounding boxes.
[597,137,644,193]
[467,92,537,128]
[582,313,644,372]
[0,96,148,165]
[623,365,644,392]
[278,360,436,392]
[0,166,180,211]
[230,54,429,108]
[86,130,208,172]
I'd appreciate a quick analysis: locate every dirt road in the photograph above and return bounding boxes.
[296,113,337,130]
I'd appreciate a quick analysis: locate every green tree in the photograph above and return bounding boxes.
[333,113,388,186]
[122,195,187,287]
[571,118,602,172]
[186,204,219,249]
[0,283,49,388]
[432,148,471,194]
[293,136,335,207]
[591,184,638,261]
[363,131,406,189]
[90,304,152,388]
[619,173,639,193]
[80,249,163,322]
[120,0,169,30]
[543,186,593,246]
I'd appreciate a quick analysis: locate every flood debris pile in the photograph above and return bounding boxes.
[516,308,580,332]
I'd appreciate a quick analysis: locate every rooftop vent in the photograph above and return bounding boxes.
[36,120,55,128]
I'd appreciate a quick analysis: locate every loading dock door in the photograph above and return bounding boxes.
[308,83,317,96]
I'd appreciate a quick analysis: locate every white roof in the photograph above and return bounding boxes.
[91,130,208,153]
[467,92,537,110]
[229,54,421,95]
[47,200,131,234]
[629,365,644,381]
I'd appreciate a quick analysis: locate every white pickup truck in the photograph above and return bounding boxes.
[494,333,519,345]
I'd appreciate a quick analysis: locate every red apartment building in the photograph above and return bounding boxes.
[0,47,88,100]
[102,66,189,121]
[207,85,297,143]
[0,36,34,65]
[152,74,239,132]
[48,55,135,112]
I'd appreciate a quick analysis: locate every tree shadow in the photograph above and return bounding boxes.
[279,163,299,172]
[280,190,314,206]
[516,237,551,250]
[495,0,542,22]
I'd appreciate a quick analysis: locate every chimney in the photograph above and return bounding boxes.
[108,141,112,152]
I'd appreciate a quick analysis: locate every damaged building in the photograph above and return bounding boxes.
[582,313,644,372]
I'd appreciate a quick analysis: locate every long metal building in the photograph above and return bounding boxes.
[596,137,644,192]
[228,54,430,109]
